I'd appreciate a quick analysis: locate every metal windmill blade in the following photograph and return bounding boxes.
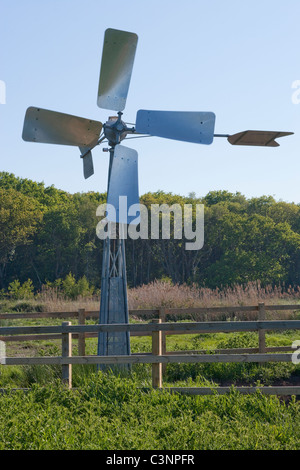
[106,145,139,225]
[22,107,102,146]
[97,28,138,112]
[22,107,103,179]
[136,110,216,144]
[79,147,94,179]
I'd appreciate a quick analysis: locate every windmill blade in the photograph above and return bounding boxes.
[79,147,94,179]
[22,107,103,147]
[97,28,138,112]
[106,145,140,225]
[228,130,294,147]
[135,110,216,144]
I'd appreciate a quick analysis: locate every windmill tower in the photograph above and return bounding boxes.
[22,28,293,362]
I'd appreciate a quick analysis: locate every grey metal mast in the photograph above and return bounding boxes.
[97,148,130,360]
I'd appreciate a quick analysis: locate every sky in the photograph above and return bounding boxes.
[1,0,299,203]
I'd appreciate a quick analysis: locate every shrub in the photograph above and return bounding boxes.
[7,279,34,300]
[11,302,44,313]
[61,273,77,299]
[61,273,94,299]
[43,273,95,300]
[217,332,258,349]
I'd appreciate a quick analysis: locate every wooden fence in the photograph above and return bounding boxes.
[1,302,299,356]
[1,302,300,395]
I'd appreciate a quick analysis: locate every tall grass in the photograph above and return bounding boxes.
[17,280,299,314]
[127,280,300,310]
[1,373,300,450]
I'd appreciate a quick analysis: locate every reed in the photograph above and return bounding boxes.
[127,280,300,310]
[31,280,300,314]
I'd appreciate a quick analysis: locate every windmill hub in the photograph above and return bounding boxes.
[103,112,131,147]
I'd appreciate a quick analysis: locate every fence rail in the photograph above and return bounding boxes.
[1,303,299,320]
[1,301,300,395]
[2,319,300,335]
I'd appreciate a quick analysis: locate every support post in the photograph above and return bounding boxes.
[159,308,167,376]
[62,321,72,389]
[152,319,162,389]
[258,303,266,354]
[98,232,130,362]
[78,309,86,356]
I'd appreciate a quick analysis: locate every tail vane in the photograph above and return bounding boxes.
[227,130,294,147]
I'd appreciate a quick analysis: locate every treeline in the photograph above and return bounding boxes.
[0,171,299,292]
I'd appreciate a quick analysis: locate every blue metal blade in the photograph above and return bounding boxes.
[97,29,138,111]
[79,147,94,179]
[135,110,216,144]
[106,145,140,225]
[22,107,102,147]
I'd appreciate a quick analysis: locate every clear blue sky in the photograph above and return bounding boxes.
[1,0,299,203]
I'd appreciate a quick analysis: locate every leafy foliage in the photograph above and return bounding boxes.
[7,279,34,300]
[0,172,299,291]
[1,374,300,449]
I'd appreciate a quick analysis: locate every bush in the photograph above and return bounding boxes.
[11,302,44,313]
[217,332,258,349]
[8,279,34,300]
[59,273,94,300]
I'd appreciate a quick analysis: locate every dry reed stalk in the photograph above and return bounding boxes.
[127,280,300,310]
[34,281,300,319]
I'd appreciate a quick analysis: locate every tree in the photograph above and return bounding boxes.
[0,188,42,287]
[1,172,300,291]
[203,213,300,287]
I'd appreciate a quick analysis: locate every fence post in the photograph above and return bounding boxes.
[152,319,162,389]
[159,308,167,376]
[258,303,266,353]
[78,309,86,356]
[62,321,72,389]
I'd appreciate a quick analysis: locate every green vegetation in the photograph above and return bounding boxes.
[0,172,299,291]
[1,373,300,450]
[1,302,300,449]
[1,172,300,449]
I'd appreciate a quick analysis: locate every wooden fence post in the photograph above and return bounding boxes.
[159,308,167,376]
[62,321,72,389]
[152,319,162,388]
[258,303,266,354]
[78,309,86,356]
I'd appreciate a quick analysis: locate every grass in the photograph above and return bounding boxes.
[127,280,300,310]
[2,279,299,314]
[1,373,300,450]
